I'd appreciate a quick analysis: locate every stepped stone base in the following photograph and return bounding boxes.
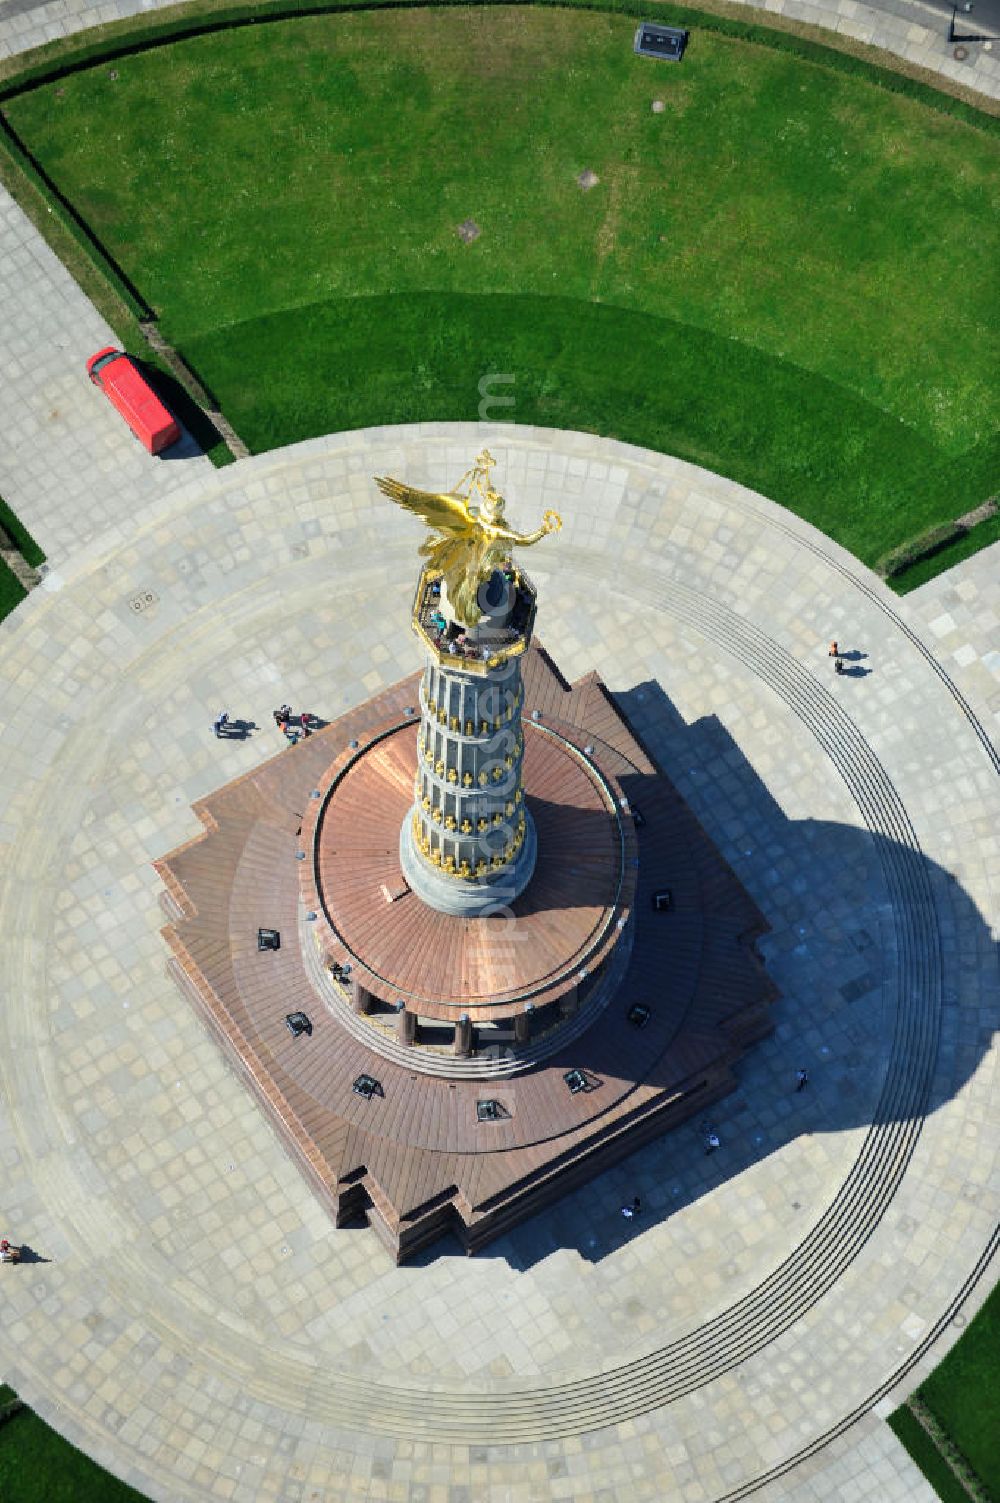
[155,645,777,1264]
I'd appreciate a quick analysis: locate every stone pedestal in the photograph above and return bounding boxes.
[158,644,778,1266]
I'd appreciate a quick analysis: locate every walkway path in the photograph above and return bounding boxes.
[0,422,996,1502]
[0,187,209,568]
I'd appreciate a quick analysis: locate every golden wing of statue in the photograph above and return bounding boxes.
[373,476,474,540]
[376,473,493,622]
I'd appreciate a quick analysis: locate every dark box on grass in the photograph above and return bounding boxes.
[634,22,689,61]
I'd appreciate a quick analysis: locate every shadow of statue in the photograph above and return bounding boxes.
[401,677,996,1270]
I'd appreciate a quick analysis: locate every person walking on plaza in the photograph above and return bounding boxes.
[213,709,230,738]
[796,1068,809,1092]
[0,1238,20,1264]
[828,640,839,658]
[704,1130,720,1154]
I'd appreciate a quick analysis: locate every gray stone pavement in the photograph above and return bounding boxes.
[0,424,996,1502]
[908,535,1000,744]
[2,0,999,99]
[754,1413,939,1502]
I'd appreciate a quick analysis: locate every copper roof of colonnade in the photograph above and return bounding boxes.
[0,418,997,1502]
[299,671,639,1020]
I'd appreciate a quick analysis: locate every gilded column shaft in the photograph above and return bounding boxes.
[412,658,527,880]
[377,451,559,917]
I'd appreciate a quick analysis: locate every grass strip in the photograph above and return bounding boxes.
[0,116,149,320]
[918,1282,1000,1495]
[0,1406,150,1503]
[0,497,46,567]
[0,559,28,622]
[888,1406,973,1503]
[1,0,998,128]
[184,292,994,572]
[893,511,1000,593]
[0,138,144,352]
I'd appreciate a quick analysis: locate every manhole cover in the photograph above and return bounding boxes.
[127,589,159,615]
[953,44,969,58]
[577,169,600,191]
[456,218,481,244]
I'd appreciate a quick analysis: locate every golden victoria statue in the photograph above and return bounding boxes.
[374,449,561,627]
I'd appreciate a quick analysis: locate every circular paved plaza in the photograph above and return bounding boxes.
[0,424,997,1502]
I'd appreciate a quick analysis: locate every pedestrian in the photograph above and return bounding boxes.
[0,1238,19,1264]
[704,1131,720,1154]
[796,1068,809,1092]
[834,657,844,675]
[620,1203,634,1220]
[300,711,313,738]
[213,710,229,738]
[828,640,839,658]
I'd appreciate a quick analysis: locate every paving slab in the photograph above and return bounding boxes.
[0,423,997,1502]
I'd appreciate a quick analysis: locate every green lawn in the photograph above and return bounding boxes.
[0,497,44,623]
[918,1280,1000,1493]
[3,5,999,572]
[0,496,45,569]
[0,1405,150,1503]
[184,290,999,568]
[887,1407,972,1503]
[889,1278,1000,1502]
[893,509,1000,592]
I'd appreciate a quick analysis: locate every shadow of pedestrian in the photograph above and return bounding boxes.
[219,719,257,739]
[13,1244,50,1264]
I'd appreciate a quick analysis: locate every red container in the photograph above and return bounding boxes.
[86,347,181,455]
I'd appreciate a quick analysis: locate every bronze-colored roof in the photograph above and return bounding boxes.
[303,718,632,1017]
